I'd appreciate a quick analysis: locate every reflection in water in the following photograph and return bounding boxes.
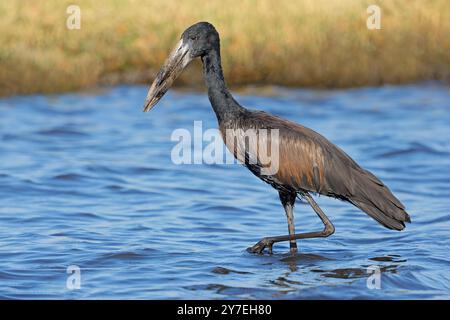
[0,84,449,299]
[211,266,250,275]
[280,253,403,279]
[280,253,331,272]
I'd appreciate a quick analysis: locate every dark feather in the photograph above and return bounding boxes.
[220,110,411,230]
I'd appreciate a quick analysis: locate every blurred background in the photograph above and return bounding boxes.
[0,0,449,299]
[0,0,449,96]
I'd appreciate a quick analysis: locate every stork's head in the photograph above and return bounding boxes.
[143,22,219,112]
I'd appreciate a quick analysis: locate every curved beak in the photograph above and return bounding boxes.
[143,39,192,112]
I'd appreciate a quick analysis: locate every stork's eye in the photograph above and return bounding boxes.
[189,35,197,41]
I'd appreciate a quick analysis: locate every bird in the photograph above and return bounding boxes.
[142,22,411,254]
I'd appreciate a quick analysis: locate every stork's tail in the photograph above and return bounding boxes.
[347,169,411,231]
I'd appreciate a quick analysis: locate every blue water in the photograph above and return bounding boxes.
[0,84,449,299]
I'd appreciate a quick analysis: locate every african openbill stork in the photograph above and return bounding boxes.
[142,22,410,254]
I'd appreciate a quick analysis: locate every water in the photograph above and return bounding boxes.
[0,84,449,299]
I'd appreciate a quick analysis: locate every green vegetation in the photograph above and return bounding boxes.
[0,0,449,96]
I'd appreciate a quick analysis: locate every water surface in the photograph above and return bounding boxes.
[0,84,449,299]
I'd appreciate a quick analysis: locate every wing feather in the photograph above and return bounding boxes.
[221,110,410,230]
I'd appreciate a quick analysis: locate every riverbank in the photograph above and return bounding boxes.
[0,0,449,96]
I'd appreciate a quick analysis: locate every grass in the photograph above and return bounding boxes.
[0,0,449,96]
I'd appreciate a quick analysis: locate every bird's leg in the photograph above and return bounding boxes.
[248,193,335,254]
[280,191,298,253]
[247,190,296,255]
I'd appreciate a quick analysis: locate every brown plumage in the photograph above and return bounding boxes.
[143,22,410,254]
[220,109,411,231]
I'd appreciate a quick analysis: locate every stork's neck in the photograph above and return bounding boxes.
[202,49,244,122]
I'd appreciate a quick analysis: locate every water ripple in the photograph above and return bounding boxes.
[0,84,449,299]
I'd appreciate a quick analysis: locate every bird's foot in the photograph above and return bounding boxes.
[247,237,274,254]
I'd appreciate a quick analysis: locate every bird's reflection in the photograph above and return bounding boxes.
[268,253,406,291]
[280,252,331,272]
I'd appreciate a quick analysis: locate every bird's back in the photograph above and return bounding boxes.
[219,109,411,230]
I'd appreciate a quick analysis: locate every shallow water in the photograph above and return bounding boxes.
[0,84,449,299]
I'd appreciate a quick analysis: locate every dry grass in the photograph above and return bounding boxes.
[0,0,449,96]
